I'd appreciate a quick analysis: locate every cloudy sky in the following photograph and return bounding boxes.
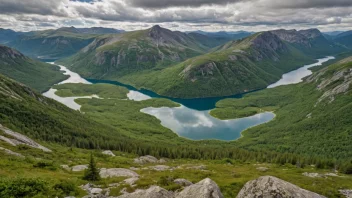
[0,0,352,32]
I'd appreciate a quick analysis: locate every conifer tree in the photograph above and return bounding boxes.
[83,153,100,181]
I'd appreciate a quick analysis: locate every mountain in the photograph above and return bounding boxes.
[334,30,352,48]
[58,27,347,98]
[187,30,252,47]
[57,26,124,34]
[0,45,67,92]
[210,55,352,160]
[58,25,216,78]
[7,27,98,59]
[0,28,23,44]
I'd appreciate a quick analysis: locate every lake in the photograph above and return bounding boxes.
[43,56,332,141]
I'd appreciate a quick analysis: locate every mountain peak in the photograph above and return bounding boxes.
[0,45,25,59]
[298,28,322,39]
[151,25,162,30]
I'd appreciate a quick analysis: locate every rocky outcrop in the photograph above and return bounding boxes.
[0,124,51,152]
[102,150,115,156]
[339,189,352,198]
[71,164,88,172]
[176,178,224,198]
[117,186,174,198]
[236,176,326,198]
[271,29,311,47]
[174,178,193,187]
[133,155,166,164]
[0,146,24,158]
[99,168,139,178]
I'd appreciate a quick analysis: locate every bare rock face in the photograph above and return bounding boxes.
[71,165,88,172]
[0,146,24,158]
[117,186,174,198]
[133,155,166,164]
[0,124,51,152]
[174,178,193,187]
[176,178,224,198]
[99,168,139,178]
[339,189,352,198]
[236,176,326,198]
[102,150,115,157]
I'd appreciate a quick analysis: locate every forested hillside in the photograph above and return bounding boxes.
[0,45,67,92]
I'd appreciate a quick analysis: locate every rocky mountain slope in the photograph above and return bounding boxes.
[0,45,67,92]
[334,30,352,49]
[59,27,347,98]
[7,27,98,59]
[58,25,219,78]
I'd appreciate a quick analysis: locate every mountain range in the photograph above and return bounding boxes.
[58,26,346,98]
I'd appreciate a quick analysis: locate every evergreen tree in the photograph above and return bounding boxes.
[83,153,100,181]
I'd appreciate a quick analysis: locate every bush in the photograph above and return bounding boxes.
[53,180,79,196]
[0,178,49,198]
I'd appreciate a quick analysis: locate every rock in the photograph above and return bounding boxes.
[256,167,269,172]
[71,164,88,172]
[159,158,167,163]
[108,183,120,187]
[60,165,71,171]
[90,188,103,194]
[150,165,171,171]
[236,176,326,198]
[102,150,115,156]
[185,165,206,170]
[134,155,158,164]
[0,124,51,152]
[302,172,324,178]
[99,168,139,178]
[117,186,174,198]
[174,178,193,187]
[130,167,140,171]
[176,178,223,198]
[0,147,24,158]
[339,189,352,198]
[325,173,338,177]
[124,177,139,186]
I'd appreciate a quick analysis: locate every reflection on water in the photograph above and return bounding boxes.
[268,56,335,88]
[141,106,275,141]
[43,63,97,110]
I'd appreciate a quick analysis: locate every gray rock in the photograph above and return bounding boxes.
[0,124,51,152]
[302,172,324,178]
[60,164,71,171]
[99,168,139,178]
[150,165,171,171]
[124,177,139,186]
[236,176,326,198]
[176,178,223,198]
[71,164,88,172]
[133,155,158,164]
[90,188,103,194]
[256,167,269,172]
[102,150,115,156]
[339,189,352,198]
[0,147,24,158]
[117,186,174,198]
[174,178,193,187]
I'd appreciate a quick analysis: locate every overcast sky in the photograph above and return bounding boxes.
[0,0,352,32]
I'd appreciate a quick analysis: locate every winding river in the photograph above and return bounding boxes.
[43,56,333,141]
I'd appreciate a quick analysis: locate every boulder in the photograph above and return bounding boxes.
[174,178,193,187]
[302,172,324,178]
[71,164,88,172]
[99,168,139,178]
[150,165,171,171]
[124,177,139,186]
[339,189,352,198]
[236,176,326,198]
[102,150,115,157]
[134,155,158,164]
[256,167,269,172]
[60,164,71,171]
[176,178,223,198]
[117,186,174,198]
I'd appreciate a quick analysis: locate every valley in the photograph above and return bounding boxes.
[1,23,352,198]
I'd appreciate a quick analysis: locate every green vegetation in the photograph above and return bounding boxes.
[0,45,67,92]
[54,83,128,99]
[8,27,97,59]
[211,56,352,161]
[83,154,101,181]
[59,28,346,98]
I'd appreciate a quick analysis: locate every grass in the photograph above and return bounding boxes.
[0,140,351,198]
